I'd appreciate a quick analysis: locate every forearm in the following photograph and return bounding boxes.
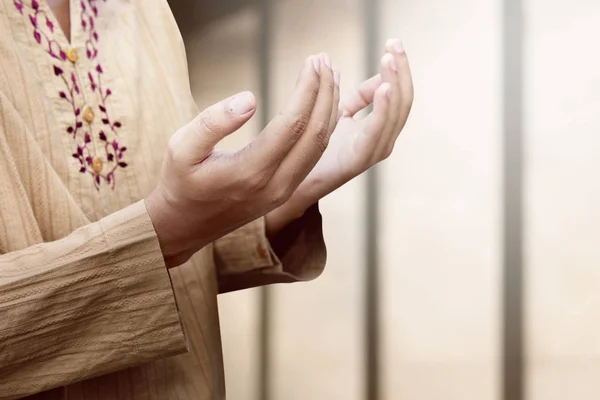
[0,202,186,398]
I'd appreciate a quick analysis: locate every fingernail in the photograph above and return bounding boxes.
[321,53,332,69]
[393,39,404,54]
[311,55,321,73]
[334,70,340,85]
[229,92,255,116]
[384,53,398,71]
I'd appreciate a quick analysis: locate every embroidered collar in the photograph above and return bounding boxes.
[14,0,128,190]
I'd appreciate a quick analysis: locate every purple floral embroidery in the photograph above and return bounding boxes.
[80,0,99,59]
[13,0,24,14]
[89,64,122,135]
[24,2,67,61]
[53,67,83,139]
[16,0,126,190]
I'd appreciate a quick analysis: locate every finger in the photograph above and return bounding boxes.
[387,39,414,139]
[328,70,341,133]
[273,52,336,187]
[342,74,383,117]
[358,82,391,166]
[374,52,401,157]
[169,91,256,164]
[241,55,321,171]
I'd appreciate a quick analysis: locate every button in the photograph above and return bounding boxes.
[256,244,268,260]
[83,106,94,124]
[92,157,103,173]
[66,47,78,63]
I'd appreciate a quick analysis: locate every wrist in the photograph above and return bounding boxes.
[145,187,197,268]
[265,193,311,241]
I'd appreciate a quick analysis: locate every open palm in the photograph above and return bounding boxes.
[295,39,414,203]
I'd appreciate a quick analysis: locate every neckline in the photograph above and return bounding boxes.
[38,0,75,46]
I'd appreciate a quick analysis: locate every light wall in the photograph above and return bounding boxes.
[183,0,600,399]
[378,0,501,399]
[526,0,600,399]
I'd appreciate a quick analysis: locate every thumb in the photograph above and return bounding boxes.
[170,91,256,163]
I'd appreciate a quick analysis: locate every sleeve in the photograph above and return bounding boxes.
[214,203,327,293]
[0,94,187,399]
[0,202,188,399]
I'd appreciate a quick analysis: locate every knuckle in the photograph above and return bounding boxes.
[312,82,321,97]
[382,144,394,160]
[244,171,270,193]
[313,122,330,153]
[287,114,310,139]
[166,135,184,163]
[166,137,177,158]
[307,80,320,98]
[196,110,223,136]
[269,186,292,207]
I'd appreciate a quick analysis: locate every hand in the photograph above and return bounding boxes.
[265,39,413,236]
[146,53,340,268]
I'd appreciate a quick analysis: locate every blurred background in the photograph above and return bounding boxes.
[167,0,600,399]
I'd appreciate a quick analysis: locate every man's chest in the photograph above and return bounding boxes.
[0,0,196,222]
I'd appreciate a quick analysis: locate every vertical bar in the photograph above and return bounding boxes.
[363,0,380,399]
[502,0,525,397]
[257,1,272,400]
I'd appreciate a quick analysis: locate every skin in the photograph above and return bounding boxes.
[265,39,413,239]
[44,1,415,268]
[146,54,339,267]
[46,0,70,40]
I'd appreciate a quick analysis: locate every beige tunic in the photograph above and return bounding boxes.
[0,0,326,398]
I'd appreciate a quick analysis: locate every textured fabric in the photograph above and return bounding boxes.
[217,204,327,293]
[0,201,187,399]
[0,0,326,399]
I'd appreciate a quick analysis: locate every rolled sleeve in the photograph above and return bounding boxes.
[215,203,327,293]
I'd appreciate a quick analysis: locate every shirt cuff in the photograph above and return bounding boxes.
[100,200,188,361]
[214,203,327,293]
[212,217,278,275]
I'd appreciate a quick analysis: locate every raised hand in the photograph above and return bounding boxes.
[265,39,414,236]
[146,53,339,268]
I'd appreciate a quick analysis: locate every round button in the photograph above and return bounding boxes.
[92,157,103,174]
[83,106,95,124]
[66,47,78,63]
[256,244,268,260]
